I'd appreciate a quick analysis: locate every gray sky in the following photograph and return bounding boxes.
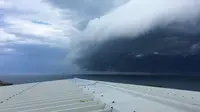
[0,0,200,74]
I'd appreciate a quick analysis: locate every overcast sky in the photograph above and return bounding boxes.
[0,0,129,74]
[0,0,200,74]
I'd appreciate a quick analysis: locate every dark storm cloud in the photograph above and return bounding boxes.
[70,0,200,72]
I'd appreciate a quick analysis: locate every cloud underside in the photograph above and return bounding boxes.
[72,0,200,72]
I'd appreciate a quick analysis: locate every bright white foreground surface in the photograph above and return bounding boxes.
[0,78,200,112]
[74,78,200,112]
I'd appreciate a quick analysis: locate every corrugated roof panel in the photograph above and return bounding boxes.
[53,103,106,112]
[23,101,99,112]
[0,83,37,103]
[0,80,111,112]
[74,78,200,112]
[2,78,198,112]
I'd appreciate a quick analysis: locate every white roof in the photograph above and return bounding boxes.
[0,78,200,112]
[0,80,111,112]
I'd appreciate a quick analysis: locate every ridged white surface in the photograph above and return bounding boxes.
[1,78,200,112]
[74,78,200,112]
[0,80,111,112]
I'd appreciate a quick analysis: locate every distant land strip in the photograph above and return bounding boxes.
[0,80,12,86]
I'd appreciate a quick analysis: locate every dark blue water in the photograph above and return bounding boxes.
[1,74,200,92]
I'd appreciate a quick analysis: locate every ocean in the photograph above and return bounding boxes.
[1,73,200,92]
